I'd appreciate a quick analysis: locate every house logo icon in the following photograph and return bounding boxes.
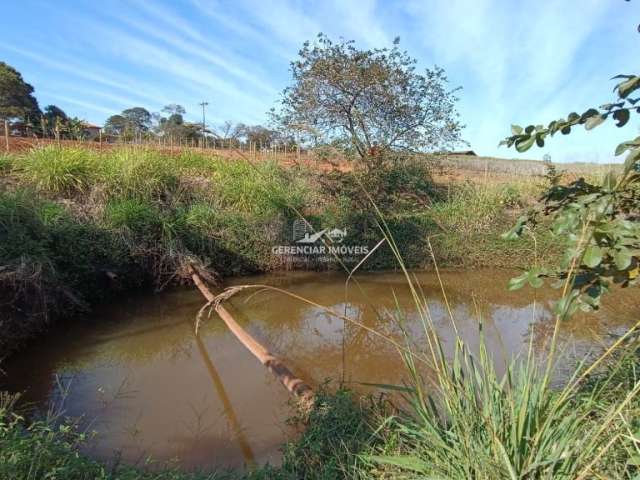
[292,219,346,244]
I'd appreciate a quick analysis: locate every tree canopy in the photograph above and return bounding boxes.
[0,61,40,123]
[272,34,463,166]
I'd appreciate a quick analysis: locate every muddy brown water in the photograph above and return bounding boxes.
[1,269,638,471]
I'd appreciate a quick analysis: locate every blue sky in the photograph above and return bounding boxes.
[1,0,638,162]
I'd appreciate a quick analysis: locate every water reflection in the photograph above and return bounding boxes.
[1,269,637,470]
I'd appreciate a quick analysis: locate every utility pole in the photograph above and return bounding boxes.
[199,101,209,149]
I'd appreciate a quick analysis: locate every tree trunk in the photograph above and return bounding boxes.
[189,265,314,408]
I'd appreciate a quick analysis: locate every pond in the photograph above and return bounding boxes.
[1,269,638,471]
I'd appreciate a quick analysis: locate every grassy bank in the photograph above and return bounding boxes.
[0,145,554,358]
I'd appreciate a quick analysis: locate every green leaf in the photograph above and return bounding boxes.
[515,135,535,152]
[614,248,632,270]
[583,245,603,268]
[624,148,640,174]
[613,108,630,127]
[615,141,634,156]
[511,125,523,135]
[585,114,606,130]
[553,291,579,319]
[508,273,528,291]
[617,77,640,99]
[527,270,544,288]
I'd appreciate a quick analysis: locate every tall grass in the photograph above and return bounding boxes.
[352,203,640,479]
[21,146,96,194]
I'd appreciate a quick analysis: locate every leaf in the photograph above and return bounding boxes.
[515,135,535,152]
[617,77,640,99]
[527,270,544,288]
[613,108,630,127]
[624,148,640,174]
[615,141,634,156]
[560,125,571,135]
[553,291,579,319]
[614,248,632,270]
[583,245,603,268]
[508,273,528,291]
[511,125,523,135]
[585,114,606,130]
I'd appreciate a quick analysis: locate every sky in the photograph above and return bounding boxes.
[1,0,638,163]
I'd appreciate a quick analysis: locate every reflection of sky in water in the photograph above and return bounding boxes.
[1,269,638,471]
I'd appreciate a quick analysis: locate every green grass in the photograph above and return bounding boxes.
[20,146,96,194]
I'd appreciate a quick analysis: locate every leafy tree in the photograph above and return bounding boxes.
[103,114,128,137]
[65,117,87,140]
[121,107,151,134]
[240,124,278,147]
[272,34,463,168]
[43,105,67,124]
[0,61,41,123]
[41,105,67,138]
[161,104,186,117]
[502,73,640,317]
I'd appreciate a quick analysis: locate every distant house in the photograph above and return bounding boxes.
[9,121,32,136]
[433,150,478,156]
[82,122,102,140]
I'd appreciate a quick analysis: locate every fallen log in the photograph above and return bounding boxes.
[188,264,314,408]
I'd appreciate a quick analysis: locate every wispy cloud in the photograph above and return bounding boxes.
[1,0,634,162]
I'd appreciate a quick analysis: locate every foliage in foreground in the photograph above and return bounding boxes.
[365,332,640,479]
[503,72,640,317]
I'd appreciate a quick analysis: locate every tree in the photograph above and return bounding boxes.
[121,107,151,134]
[65,117,86,140]
[0,61,41,125]
[43,105,67,124]
[103,114,128,137]
[502,72,640,318]
[155,104,189,140]
[41,105,67,138]
[239,124,278,147]
[161,104,186,117]
[272,34,463,168]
